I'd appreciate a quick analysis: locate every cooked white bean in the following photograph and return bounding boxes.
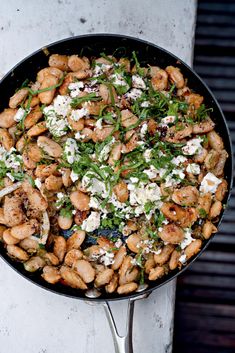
[117,282,138,295]
[11,219,39,240]
[74,259,95,283]
[3,229,19,245]
[149,266,165,281]
[209,201,222,219]
[95,268,114,287]
[24,256,45,272]
[7,245,29,261]
[60,265,87,289]
[64,249,83,267]
[0,108,17,128]
[53,236,66,262]
[42,266,61,284]
[70,190,90,211]
[67,230,86,252]
[37,136,62,158]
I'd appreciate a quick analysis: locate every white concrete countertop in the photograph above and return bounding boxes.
[0,1,196,352]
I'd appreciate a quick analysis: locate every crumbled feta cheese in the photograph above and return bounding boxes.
[200,172,222,194]
[53,95,72,117]
[34,178,42,189]
[179,254,187,264]
[81,211,101,232]
[143,165,159,180]
[70,108,89,121]
[4,148,22,170]
[70,170,79,182]
[141,101,150,107]
[171,155,187,166]
[64,138,80,164]
[74,131,85,140]
[180,228,195,249]
[130,177,139,184]
[132,75,146,89]
[115,239,123,248]
[186,163,200,175]
[99,249,115,266]
[95,119,103,130]
[110,73,128,87]
[140,123,148,139]
[161,115,176,125]
[82,173,109,198]
[93,63,113,76]
[14,108,25,122]
[143,149,152,162]
[89,196,101,209]
[182,138,203,155]
[129,182,162,217]
[68,81,84,98]
[45,108,68,137]
[125,88,143,101]
[98,137,115,162]
[164,168,185,187]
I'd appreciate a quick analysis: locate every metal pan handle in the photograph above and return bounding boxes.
[103,293,149,353]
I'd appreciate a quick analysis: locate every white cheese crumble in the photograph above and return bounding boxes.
[200,172,222,194]
[95,119,103,130]
[70,170,79,182]
[34,178,42,189]
[44,107,68,137]
[82,173,110,198]
[140,123,148,139]
[130,177,139,184]
[171,155,187,166]
[143,165,159,180]
[182,137,203,155]
[161,115,176,125]
[141,101,150,107]
[93,63,113,76]
[53,95,72,117]
[180,228,195,249]
[129,182,162,219]
[14,107,26,122]
[143,148,152,162]
[98,137,115,162]
[68,81,84,98]
[81,211,101,232]
[2,147,22,170]
[70,108,89,121]
[164,168,185,187]
[186,163,200,175]
[64,138,80,164]
[132,75,146,89]
[179,254,187,264]
[110,73,128,87]
[125,88,143,101]
[99,249,115,266]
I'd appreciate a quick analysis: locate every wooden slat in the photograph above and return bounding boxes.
[174,1,235,352]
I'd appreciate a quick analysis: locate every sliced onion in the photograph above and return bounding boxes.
[40,211,50,245]
[0,182,22,199]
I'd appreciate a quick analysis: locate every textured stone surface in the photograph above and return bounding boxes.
[0,1,196,352]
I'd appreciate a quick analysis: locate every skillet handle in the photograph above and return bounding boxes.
[103,293,149,353]
[103,299,134,353]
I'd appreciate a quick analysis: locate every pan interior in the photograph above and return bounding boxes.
[0,34,233,302]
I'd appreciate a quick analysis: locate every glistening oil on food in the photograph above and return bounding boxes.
[0,52,228,296]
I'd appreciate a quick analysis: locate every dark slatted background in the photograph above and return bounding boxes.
[173,1,235,352]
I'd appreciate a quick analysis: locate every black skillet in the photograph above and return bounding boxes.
[0,34,233,353]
